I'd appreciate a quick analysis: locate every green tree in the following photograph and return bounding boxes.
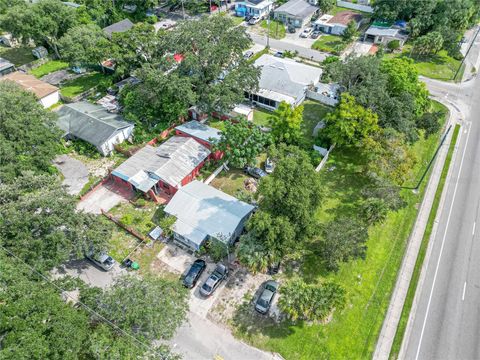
[85,275,189,341]
[236,233,270,274]
[413,31,444,56]
[316,0,336,13]
[59,24,110,68]
[0,82,61,182]
[1,0,78,58]
[278,279,346,322]
[214,118,270,168]
[341,20,359,43]
[0,173,110,272]
[387,39,401,51]
[74,0,122,28]
[268,101,304,145]
[120,66,196,130]
[324,93,379,146]
[159,15,260,114]
[416,111,443,137]
[320,216,369,271]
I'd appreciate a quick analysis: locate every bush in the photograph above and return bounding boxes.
[120,214,134,225]
[387,40,400,51]
[278,279,346,322]
[146,15,158,24]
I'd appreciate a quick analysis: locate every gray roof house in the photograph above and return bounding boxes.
[57,102,134,156]
[246,54,323,110]
[363,25,408,46]
[0,57,15,77]
[103,19,134,39]
[111,136,210,196]
[164,180,255,250]
[175,120,222,146]
[273,0,319,28]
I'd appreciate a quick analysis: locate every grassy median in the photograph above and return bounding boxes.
[389,123,461,359]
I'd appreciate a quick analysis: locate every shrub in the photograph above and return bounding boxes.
[387,40,400,51]
[278,279,346,322]
[120,214,134,225]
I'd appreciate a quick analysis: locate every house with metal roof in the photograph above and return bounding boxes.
[245,54,323,110]
[57,102,134,156]
[103,19,134,39]
[273,0,319,28]
[175,120,223,160]
[1,71,59,108]
[111,136,210,201]
[164,180,255,250]
[0,57,15,77]
[314,10,363,35]
[363,24,408,46]
[235,0,273,19]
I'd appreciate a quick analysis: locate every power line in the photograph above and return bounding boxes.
[0,245,169,360]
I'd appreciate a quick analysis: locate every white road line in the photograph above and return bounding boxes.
[462,282,467,301]
[415,124,471,360]
[473,222,476,235]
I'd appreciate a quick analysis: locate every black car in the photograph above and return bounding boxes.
[244,166,267,179]
[200,263,228,297]
[182,259,207,288]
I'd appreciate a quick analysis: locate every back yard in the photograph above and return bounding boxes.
[60,72,110,99]
[231,103,448,359]
[312,35,348,55]
[0,46,35,66]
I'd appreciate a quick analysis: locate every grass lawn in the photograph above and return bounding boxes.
[109,200,160,236]
[0,46,35,66]
[330,5,368,15]
[232,104,449,359]
[60,72,108,98]
[30,60,69,78]
[312,35,348,55]
[210,168,250,196]
[260,19,286,40]
[302,100,332,147]
[253,108,272,127]
[107,226,140,263]
[385,46,462,82]
[231,16,245,26]
[209,119,227,131]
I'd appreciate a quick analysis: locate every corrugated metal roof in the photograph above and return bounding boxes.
[365,26,399,37]
[56,102,133,148]
[164,180,255,247]
[0,57,14,72]
[274,0,318,18]
[112,137,210,191]
[175,120,222,144]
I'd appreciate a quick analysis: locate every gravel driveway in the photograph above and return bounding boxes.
[54,154,89,195]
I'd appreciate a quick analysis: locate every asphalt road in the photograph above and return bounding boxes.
[401,77,480,359]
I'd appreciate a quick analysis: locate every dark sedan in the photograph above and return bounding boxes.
[255,280,279,314]
[182,259,207,288]
[200,263,228,297]
[244,166,267,179]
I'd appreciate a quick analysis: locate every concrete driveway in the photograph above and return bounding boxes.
[54,154,89,195]
[52,259,126,289]
[77,183,131,214]
[282,29,317,48]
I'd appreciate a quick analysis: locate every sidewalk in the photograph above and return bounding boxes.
[372,100,458,360]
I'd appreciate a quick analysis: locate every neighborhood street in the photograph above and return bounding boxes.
[400,62,480,359]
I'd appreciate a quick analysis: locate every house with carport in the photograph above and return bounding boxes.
[164,180,255,250]
[111,136,210,202]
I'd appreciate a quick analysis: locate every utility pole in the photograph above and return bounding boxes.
[266,11,271,48]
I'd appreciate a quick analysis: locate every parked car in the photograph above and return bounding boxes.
[244,166,267,179]
[255,280,279,314]
[311,30,321,39]
[248,16,261,25]
[300,27,313,38]
[86,252,116,271]
[200,263,228,297]
[243,50,254,59]
[287,25,296,33]
[183,259,207,288]
[273,51,284,58]
[265,157,275,174]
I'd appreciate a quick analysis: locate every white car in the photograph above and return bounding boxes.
[300,27,313,38]
[86,252,116,271]
[248,16,261,25]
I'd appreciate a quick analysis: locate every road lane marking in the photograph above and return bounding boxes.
[462,282,467,301]
[473,222,476,235]
[415,124,470,360]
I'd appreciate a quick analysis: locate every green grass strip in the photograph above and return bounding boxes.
[389,123,461,359]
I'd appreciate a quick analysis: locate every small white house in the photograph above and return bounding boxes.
[314,10,363,35]
[1,71,59,108]
[235,0,274,19]
[56,102,134,156]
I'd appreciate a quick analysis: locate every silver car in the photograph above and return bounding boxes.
[265,157,275,174]
[200,263,228,297]
[86,252,116,271]
[255,280,279,314]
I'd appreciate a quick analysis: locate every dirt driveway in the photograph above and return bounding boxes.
[77,182,132,214]
[53,154,89,195]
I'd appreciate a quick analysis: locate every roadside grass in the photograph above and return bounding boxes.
[260,19,286,39]
[231,16,245,26]
[389,123,460,360]
[385,47,462,81]
[60,72,107,98]
[30,60,69,78]
[0,46,35,66]
[232,103,449,359]
[253,108,272,127]
[248,47,269,63]
[312,35,348,55]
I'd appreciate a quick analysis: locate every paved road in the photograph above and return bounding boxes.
[248,32,328,62]
[401,76,480,358]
